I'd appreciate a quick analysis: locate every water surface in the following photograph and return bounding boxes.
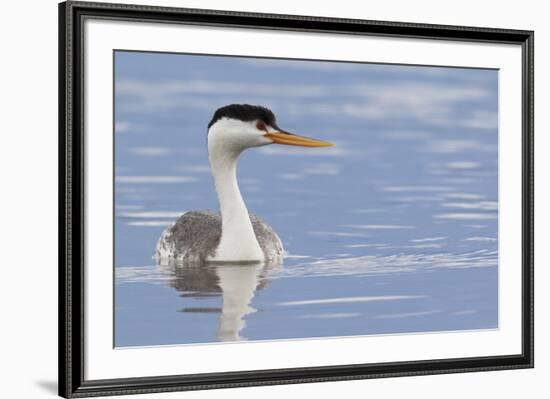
[114,51,498,347]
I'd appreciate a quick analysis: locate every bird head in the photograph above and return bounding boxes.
[207,104,333,153]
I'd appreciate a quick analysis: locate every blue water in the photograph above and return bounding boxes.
[114,51,498,347]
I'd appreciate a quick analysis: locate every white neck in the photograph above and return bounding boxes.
[207,143,264,262]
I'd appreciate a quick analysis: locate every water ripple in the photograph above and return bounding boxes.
[117,249,497,284]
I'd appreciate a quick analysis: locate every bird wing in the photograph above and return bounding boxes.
[159,210,222,263]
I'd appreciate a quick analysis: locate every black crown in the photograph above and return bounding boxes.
[208,104,278,130]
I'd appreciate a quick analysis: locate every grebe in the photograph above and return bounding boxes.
[156,104,333,264]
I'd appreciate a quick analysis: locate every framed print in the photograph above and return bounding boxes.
[59,1,534,397]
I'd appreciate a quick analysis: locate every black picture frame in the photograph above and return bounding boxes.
[59,1,534,397]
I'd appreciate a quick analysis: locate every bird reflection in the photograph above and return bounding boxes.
[158,260,278,341]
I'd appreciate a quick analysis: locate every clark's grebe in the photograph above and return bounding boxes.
[156,104,333,264]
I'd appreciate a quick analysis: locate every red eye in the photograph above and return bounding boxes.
[256,122,267,131]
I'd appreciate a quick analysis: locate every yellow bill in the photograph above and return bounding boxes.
[264,132,333,147]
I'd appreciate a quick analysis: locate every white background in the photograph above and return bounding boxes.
[85,18,522,380]
[0,0,546,398]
